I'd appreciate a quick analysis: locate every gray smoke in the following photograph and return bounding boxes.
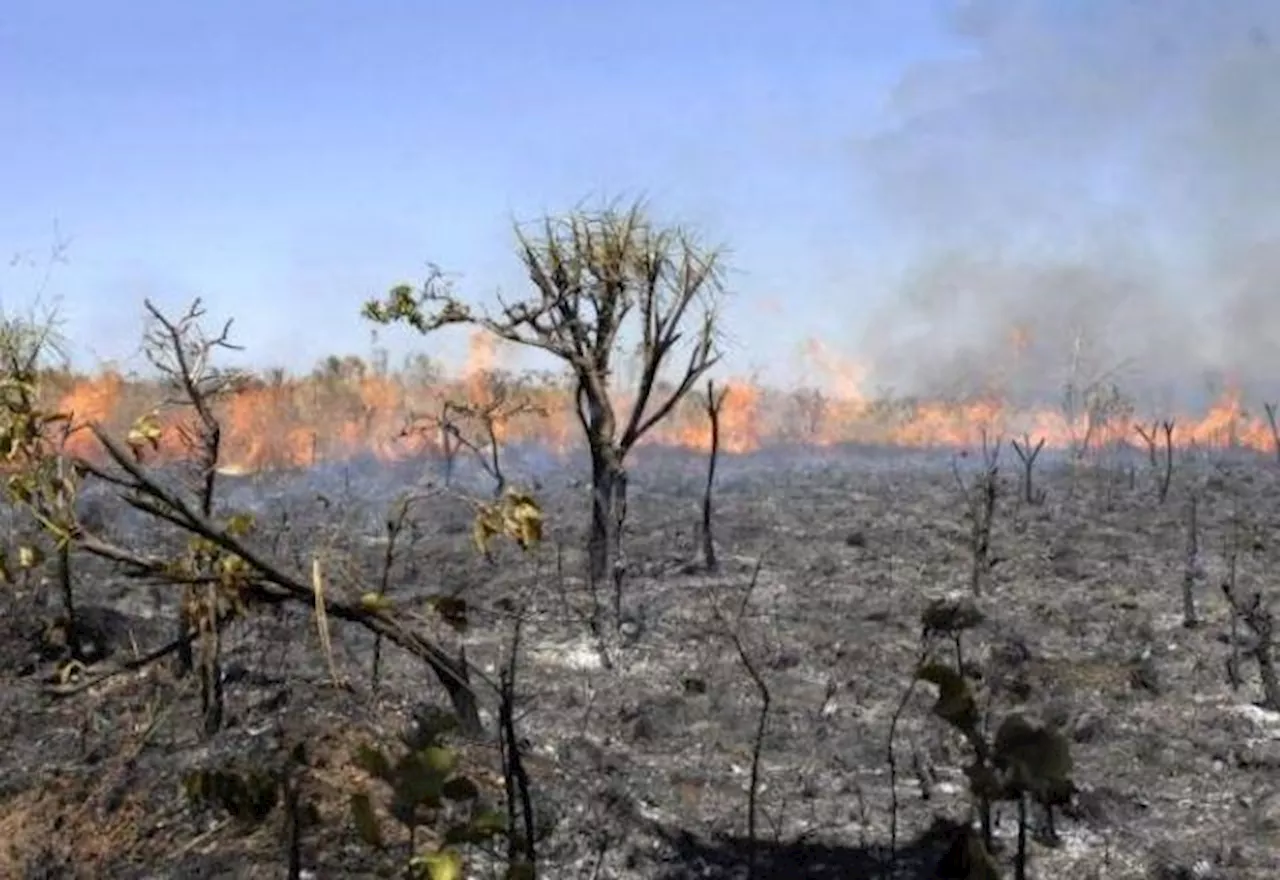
[854,0,1280,410]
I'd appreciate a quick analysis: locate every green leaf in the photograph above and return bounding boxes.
[421,746,458,778]
[17,544,43,569]
[397,749,450,807]
[412,847,463,880]
[224,512,255,536]
[349,792,382,848]
[360,592,393,612]
[471,807,508,836]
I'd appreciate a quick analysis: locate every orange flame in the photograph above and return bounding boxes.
[41,335,1280,472]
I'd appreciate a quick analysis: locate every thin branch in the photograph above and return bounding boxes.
[77,423,495,730]
[712,559,769,880]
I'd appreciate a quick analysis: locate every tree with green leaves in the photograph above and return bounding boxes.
[364,199,727,615]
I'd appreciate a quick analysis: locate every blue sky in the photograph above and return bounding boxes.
[6,2,1279,402]
[0,0,952,382]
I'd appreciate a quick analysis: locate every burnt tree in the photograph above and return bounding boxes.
[701,379,730,572]
[364,200,725,601]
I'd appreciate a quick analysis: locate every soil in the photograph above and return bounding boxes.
[2,444,1279,879]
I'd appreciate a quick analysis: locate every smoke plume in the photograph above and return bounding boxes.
[855,0,1280,410]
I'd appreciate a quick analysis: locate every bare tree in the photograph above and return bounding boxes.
[140,299,246,734]
[364,199,725,611]
[1134,420,1160,468]
[701,380,730,572]
[1135,418,1176,503]
[953,434,1001,597]
[402,369,543,498]
[1010,434,1045,505]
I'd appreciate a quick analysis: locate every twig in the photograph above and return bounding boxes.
[886,637,934,878]
[76,425,492,733]
[1134,421,1159,469]
[371,495,414,692]
[168,818,231,862]
[401,375,543,497]
[140,299,244,723]
[45,626,204,696]
[714,558,768,879]
[499,609,537,874]
[952,433,1001,596]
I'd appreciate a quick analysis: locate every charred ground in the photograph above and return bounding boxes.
[1,444,1278,879]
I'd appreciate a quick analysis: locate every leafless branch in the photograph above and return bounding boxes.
[710,558,769,880]
[70,423,492,732]
[701,379,730,571]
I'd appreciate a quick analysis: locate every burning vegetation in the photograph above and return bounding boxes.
[41,333,1280,476]
[4,198,1280,880]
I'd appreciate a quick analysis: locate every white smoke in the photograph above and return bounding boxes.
[854,0,1280,409]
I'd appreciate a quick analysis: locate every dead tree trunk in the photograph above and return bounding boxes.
[971,467,998,597]
[56,542,78,657]
[702,381,730,572]
[364,202,725,640]
[441,421,458,488]
[1134,422,1159,468]
[1223,583,1280,710]
[1265,403,1280,465]
[587,436,626,628]
[611,467,629,627]
[1224,506,1243,691]
[1011,435,1045,505]
[1158,420,1175,504]
[483,413,507,498]
[587,446,615,592]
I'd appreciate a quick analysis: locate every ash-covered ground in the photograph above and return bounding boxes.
[2,442,1280,878]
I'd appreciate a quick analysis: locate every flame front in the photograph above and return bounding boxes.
[45,334,1280,472]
